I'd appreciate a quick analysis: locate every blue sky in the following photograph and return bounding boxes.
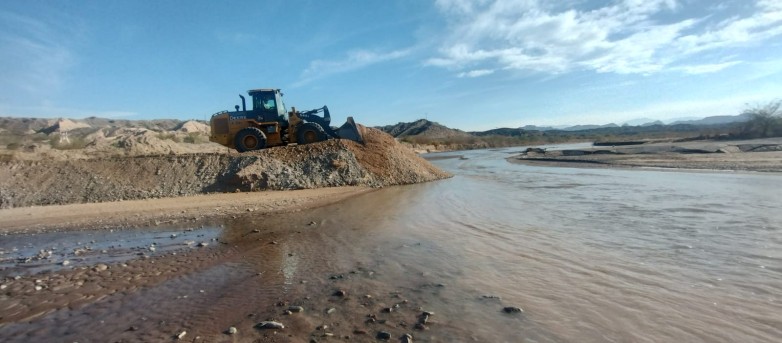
[1,0,781,131]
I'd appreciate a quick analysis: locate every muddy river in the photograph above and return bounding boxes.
[1,147,781,342]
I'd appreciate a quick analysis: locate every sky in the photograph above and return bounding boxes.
[1,0,781,131]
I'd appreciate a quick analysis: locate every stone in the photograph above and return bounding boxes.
[326,307,336,314]
[227,327,237,334]
[94,264,108,272]
[255,321,285,329]
[176,331,187,339]
[61,260,70,266]
[503,306,523,313]
[376,331,391,340]
[401,333,414,343]
[333,289,347,297]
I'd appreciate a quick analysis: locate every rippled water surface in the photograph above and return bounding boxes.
[1,147,780,342]
[389,148,782,342]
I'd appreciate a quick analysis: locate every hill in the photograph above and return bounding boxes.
[377,114,757,152]
[0,117,221,159]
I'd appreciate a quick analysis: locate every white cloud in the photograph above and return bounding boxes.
[427,0,782,76]
[676,61,742,74]
[294,48,411,87]
[457,69,495,77]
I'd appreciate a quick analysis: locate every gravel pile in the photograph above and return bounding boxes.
[0,128,451,208]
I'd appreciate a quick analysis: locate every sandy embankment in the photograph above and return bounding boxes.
[0,127,450,232]
[0,186,373,233]
[509,138,782,172]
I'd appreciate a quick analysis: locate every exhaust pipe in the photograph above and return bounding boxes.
[239,95,246,111]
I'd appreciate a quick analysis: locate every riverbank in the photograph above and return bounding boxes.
[508,138,782,172]
[0,186,374,233]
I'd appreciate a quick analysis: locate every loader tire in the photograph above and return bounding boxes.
[234,127,267,152]
[297,123,327,145]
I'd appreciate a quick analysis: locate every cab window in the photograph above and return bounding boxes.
[253,94,276,111]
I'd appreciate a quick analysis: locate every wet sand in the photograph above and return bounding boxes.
[0,187,374,233]
[0,187,465,342]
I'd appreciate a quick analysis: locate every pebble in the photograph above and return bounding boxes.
[326,307,336,314]
[227,327,237,335]
[197,242,208,247]
[376,331,391,340]
[288,306,304,313]
[61,260,70,266]
[94,264,108,272]
[176,331,187,339]
[333,289,347,297]
[503,306,523,313]
[401,333,414,343]
[255,321,285,329]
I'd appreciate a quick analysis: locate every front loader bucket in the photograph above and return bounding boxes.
[336,117,365,144]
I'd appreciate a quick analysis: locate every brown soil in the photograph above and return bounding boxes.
[0,127,451,209]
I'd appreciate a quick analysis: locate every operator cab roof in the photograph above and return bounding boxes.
[247,88,281,95]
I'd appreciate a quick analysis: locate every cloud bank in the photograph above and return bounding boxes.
[427,0,782,77]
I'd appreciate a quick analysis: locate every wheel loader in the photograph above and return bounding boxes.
[208,88,365,152]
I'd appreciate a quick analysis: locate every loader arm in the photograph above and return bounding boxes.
[296,106,364,143]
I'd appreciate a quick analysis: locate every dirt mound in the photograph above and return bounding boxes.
[176,120,210,134]
[0,128,450,208]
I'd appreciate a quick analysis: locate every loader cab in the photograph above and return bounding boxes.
[248,88,288,127]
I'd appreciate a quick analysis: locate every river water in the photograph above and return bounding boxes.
[384,147,782,342]
[1,147,781,342]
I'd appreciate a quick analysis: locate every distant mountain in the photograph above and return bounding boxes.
[377,119,472,140]
[622,117,659,126]
[520,125,559,131]
[562,123,619,131]
[640,120,664,126]
[670,113,751,125]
